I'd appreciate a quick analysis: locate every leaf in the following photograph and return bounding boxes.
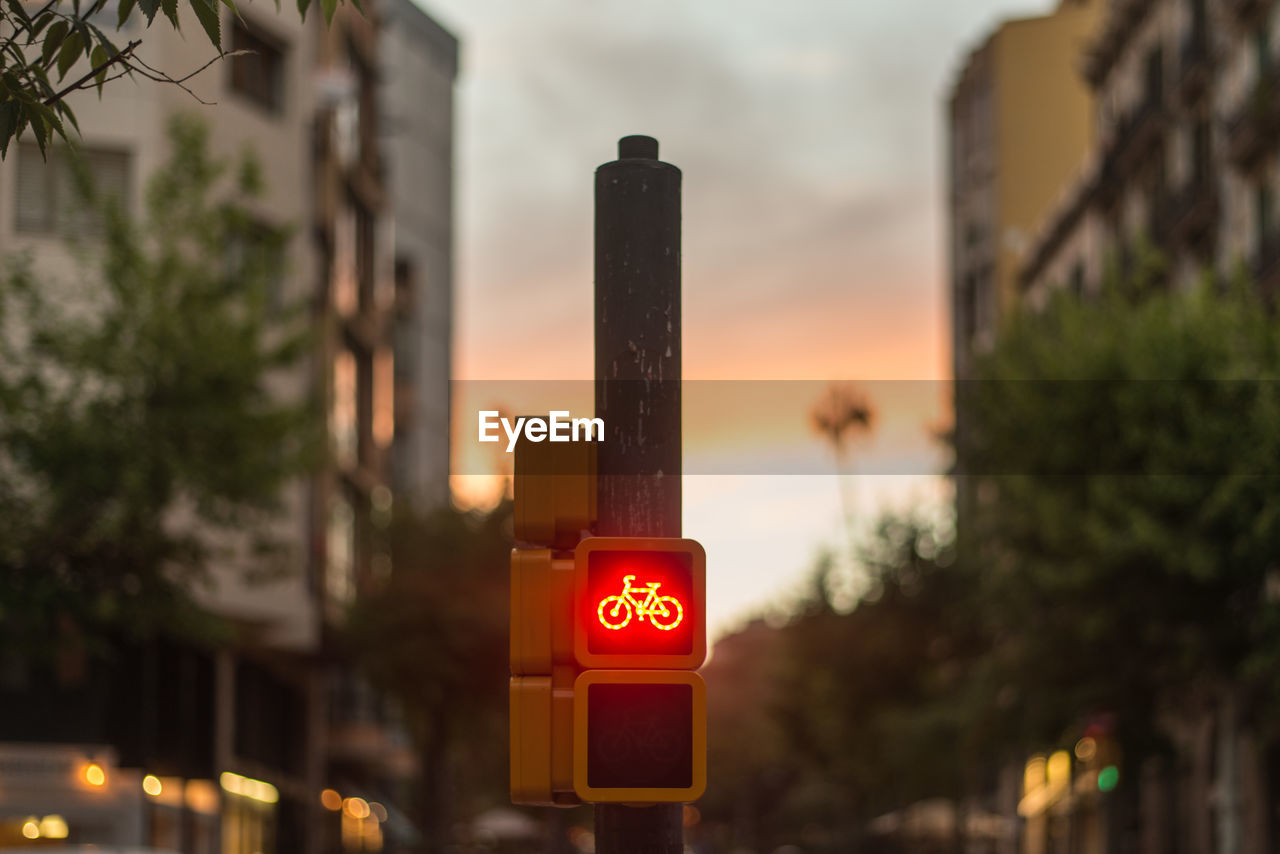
[117,0,136,29]
[348,0,363,15]
[296,0,311,22]
[53,99,81,136]
[56,31,85,82]
[42,21,69,67]
[31,13,54,37]
[190,0,221,51]
[0,101,19,160]
[159,0,178,28]
[6,0,31,26]
[90,45,109,94]
[28,105,49,158]
[217,0,239,18]
[137,0,160,24]
[320,0,336,24]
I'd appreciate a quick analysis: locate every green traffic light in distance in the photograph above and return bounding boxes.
[1098,765,1119,792]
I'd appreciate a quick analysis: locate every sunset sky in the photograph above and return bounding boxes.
[423,0,1057,637]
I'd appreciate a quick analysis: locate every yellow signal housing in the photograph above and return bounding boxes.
[514,439,596,549]
[510,549,575,675]
[510,673,580,806]
[572,669,706,804]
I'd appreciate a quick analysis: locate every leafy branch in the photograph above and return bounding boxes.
[0,0,359,158]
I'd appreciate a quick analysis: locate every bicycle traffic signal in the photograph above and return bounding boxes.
[575,537,705,669]
[570,537,706,802]
[574,670,706,803]
[510,441,706,806]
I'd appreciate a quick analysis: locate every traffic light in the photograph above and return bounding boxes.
[510,439,593,807]
[510,441,706,805]
[573,670,706,803]
[575,537,706,669]
[570,537,706,803]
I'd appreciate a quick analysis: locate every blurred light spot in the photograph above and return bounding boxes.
[1023,755,1046,795]
[84,763,106,787]
[682,805,700,827]
[344,796,371,819]
[143,775,163,797]
[185,780,220,815]
[221,770,279,804]
[39,815,68,839]
[321,788,343,811]
[370,801,388,822]
[1047,750,1071,789]
[1075,736,1097,762]
[21,819,39,839]
[1098,765,1120,792]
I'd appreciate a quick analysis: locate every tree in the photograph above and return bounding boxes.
[0,114,319,664]
[766,518,983,850]
[344,500,513,854]
[956,271,1280,847]
[0,0,356,158]
[810,381,875,558]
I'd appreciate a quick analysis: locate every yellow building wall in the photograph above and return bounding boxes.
[992,0,1103,320]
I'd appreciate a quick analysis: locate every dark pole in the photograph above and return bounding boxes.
[593,135,684,854]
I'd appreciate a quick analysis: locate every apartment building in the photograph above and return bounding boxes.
[948,0,1103,381]
[951,1,1280,851]
[1020,0,1280,304]
[380,0,456,513]
[0,0,456,850]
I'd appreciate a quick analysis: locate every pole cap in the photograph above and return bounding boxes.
[618,135,659,160]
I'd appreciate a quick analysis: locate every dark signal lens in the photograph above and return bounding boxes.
[586,550,694,656]
[586,683,693,789]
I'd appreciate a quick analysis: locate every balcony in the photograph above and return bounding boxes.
[1227,71,1280,167]
[1091,92,1168,199]
[1152,176,1218,249]
[1177,31,1213,105]
[1223,0,1269,26]
[1253,232,1280,295]
[1084,0,1158,88]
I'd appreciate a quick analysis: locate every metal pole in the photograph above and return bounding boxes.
[593,134,684,854]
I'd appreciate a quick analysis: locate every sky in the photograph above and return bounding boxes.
[419,0,1058,637]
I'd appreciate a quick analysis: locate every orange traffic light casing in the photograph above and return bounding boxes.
[510,670,578,806]
[510,549,575,675]
[574,538,706,670]
[573,670,707,803]
[514,438,596,549]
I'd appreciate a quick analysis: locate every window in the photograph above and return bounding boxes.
[1192,119,1211,183]
[16,143,131,236]
[228,20,286,113]
[225,219,287,312]
[1254,24,1271,77]
[1144,46,1164,105]
[1255,181,1272,252]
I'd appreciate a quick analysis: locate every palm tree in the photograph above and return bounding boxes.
[810,382,875,557]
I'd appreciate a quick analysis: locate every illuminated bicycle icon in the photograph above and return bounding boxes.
[597,575,684,631]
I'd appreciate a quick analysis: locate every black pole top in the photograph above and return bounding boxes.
[618,135,659,160]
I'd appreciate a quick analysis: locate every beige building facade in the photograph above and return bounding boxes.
[0,0,455,849]
[949,0,1103,379]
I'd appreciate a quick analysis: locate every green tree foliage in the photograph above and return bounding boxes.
[699,516,983,853]
[344,500,513,853]
[956,272,1280,750]
[0,115,318,661]
[0,0,355,158]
